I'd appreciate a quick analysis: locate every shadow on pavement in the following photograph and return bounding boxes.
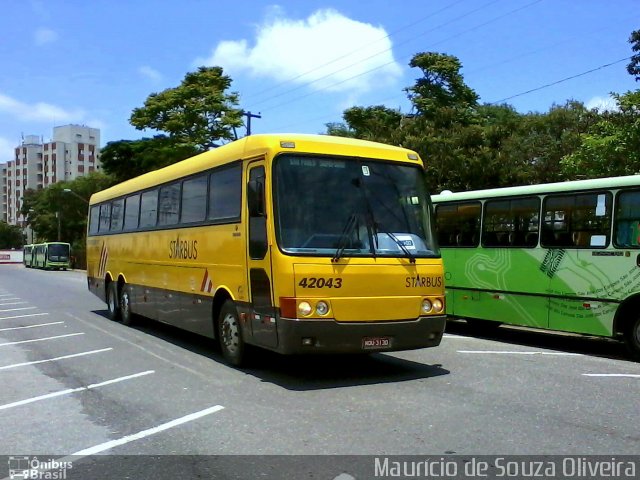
[93,309,450,390]
[445,318,633,362]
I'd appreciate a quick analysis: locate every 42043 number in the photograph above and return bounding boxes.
[298,277,343,289]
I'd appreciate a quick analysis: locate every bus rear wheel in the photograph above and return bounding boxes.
[106,282,120,321]
[120,285,135,326]
[218,300,245,367]
[624,316,640,361]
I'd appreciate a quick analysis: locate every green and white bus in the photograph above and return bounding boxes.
[33,242,71,270]
[432,175,640,358]
[23,244,34,268]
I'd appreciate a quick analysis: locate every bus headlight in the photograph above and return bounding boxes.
[316,301,329,315]
[421,299,433,314]
[298,301,313,316]
[432,298,444,313]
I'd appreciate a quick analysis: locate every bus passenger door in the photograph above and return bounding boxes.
[246,162,278,348]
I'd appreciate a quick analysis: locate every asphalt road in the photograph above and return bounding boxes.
[0,264,638,478]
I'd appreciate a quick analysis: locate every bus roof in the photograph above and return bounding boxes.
[431,174,640,203]
[90,133,422,205]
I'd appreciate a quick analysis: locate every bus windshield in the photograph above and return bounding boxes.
[48,244,70,259]
[274,155,439,258]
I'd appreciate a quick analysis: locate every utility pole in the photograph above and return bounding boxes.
[242,111,261,136]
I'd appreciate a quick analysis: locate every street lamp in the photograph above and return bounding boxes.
[63,188,89,204]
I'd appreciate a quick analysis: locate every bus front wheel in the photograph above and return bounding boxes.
[218,300,245,367]
[106,282,121,321]
[624,316,640,360]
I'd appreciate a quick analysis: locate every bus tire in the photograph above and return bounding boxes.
[106,282,121,321]
[120,285,135,326]
[624,316,640,361]
[218,300,245,367]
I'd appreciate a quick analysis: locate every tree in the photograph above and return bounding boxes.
[0,222,24,249]
[405,52,479,126]
[129,66,244,150]
[627,29,640,81]
[561,91,640,178]
[99,135,200,183]
[21,173,114,247]
[326,105,404,144]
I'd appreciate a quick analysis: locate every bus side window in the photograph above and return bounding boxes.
[434,202,480,248]
[89,206,100,235]
[614,190,640,248]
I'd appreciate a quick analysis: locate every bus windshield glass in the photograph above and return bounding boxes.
[274,155,439,258]
[48,244,70,259]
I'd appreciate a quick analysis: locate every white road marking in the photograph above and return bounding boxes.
[0,348,113,371]
[0,321,64,332]
[583,373,640,378]
[0,313,49,321]
[0,301,27,306]
[0,370,155,411]
[0,307,36,313]
[0,294,17,298]
[66,312,213,382]
[457,350,583,356]
[0,332,84,347]
[71,404,225,456]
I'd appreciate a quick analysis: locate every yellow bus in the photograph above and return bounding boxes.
[86,134,446,365]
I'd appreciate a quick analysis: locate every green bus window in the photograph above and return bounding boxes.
[180,175,208,223]
[435,202,480,247]
[542,192,611,248]
[209,164,242,222]
[124,194,140,231]
[614,190,640,248]
[140,189,159,229]
[482,197,539,248]
[158,183,180,226]
[99,203,111,233]
[110,198,124,232]
[89,206,100,235]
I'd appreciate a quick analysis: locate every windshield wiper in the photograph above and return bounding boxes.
[332,213,359,263]
[375,223,416,263]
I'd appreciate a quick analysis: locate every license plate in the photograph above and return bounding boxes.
[362,336,392,349]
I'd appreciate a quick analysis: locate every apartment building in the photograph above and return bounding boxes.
[0,124,101,225]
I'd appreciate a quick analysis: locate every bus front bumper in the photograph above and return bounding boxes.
[274,315,446,354]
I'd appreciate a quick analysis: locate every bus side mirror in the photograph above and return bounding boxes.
[248,179,265,217]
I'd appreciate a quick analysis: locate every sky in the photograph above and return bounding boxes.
[0,0,638,163]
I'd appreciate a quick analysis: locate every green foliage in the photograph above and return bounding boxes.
[406,52,479,126]
[129,66,243,150]
[0,221,24,249]
[561,91,640,178]
[326,106,404,144]
[20,173,115,249]
[100,135,200,183]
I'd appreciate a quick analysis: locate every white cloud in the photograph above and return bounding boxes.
[586,95,619,112]
[196,8,402,94]
[34,28,58,46]
[138,66,163,83]
[0,93,85,123]
[0,137,15,164]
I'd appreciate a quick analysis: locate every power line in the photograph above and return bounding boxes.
[490,56,632,104]
[270,54,632,132]
[243,0,468,102]
[255,0,543,114]
[248,0,505,109]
